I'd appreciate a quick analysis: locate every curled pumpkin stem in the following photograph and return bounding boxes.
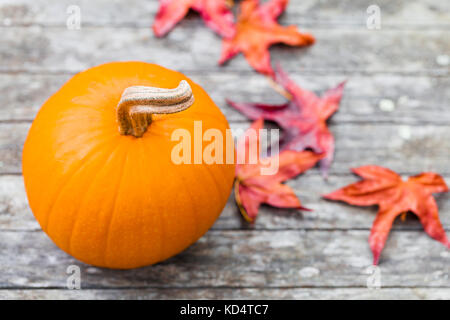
[117,80,195,137]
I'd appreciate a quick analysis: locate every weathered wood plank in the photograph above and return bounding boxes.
[2,122,450,175]
[0,27,448,75]
[0,230,448,288]
[0,73,449,124]
[0,175,38,231]
[0,0,448,28]
[284,0,450,28]
[2,174,449,232]
[0,288,449,300]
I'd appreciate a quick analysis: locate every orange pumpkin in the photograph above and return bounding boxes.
[22,62,235,269]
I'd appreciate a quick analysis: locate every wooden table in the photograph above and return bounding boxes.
[0,0,448,299]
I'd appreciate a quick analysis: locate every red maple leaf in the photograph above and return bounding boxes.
[219,0,315,74]
[153,0,235,38]
[323,166,449,264]
[228,66,345,177]
[235,119,323,222]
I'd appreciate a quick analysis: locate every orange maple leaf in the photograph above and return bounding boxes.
[235,119,323,222]
[324,166,449,264]
[219,0,315,74]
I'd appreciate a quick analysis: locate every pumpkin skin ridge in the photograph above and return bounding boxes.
[135,137,165,263]
[140,136,167,265]
[65,141,125,260]
[51,139,125,256]
[37,135,119,233]
[170,160,201,244]
[102,141,132,267]
[199,140,236,201]
[23,62,235,269]
[151,136,197,261]
[200,159,230,206]
[157,134,208,260]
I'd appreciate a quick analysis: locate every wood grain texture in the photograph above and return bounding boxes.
[0,230,448,289]
[0,0,448,27]
[0,27,448,75]
[0,73,449,124]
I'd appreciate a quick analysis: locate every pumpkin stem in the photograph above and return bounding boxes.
[117,80,195,137]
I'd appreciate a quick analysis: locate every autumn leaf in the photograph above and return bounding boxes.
[235,119,323,222]
[219,0,315,74]
[323,166,450,264]
[228,66,345,177]
[153,0,235,38]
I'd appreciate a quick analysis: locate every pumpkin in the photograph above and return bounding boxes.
[22,62,235,269]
